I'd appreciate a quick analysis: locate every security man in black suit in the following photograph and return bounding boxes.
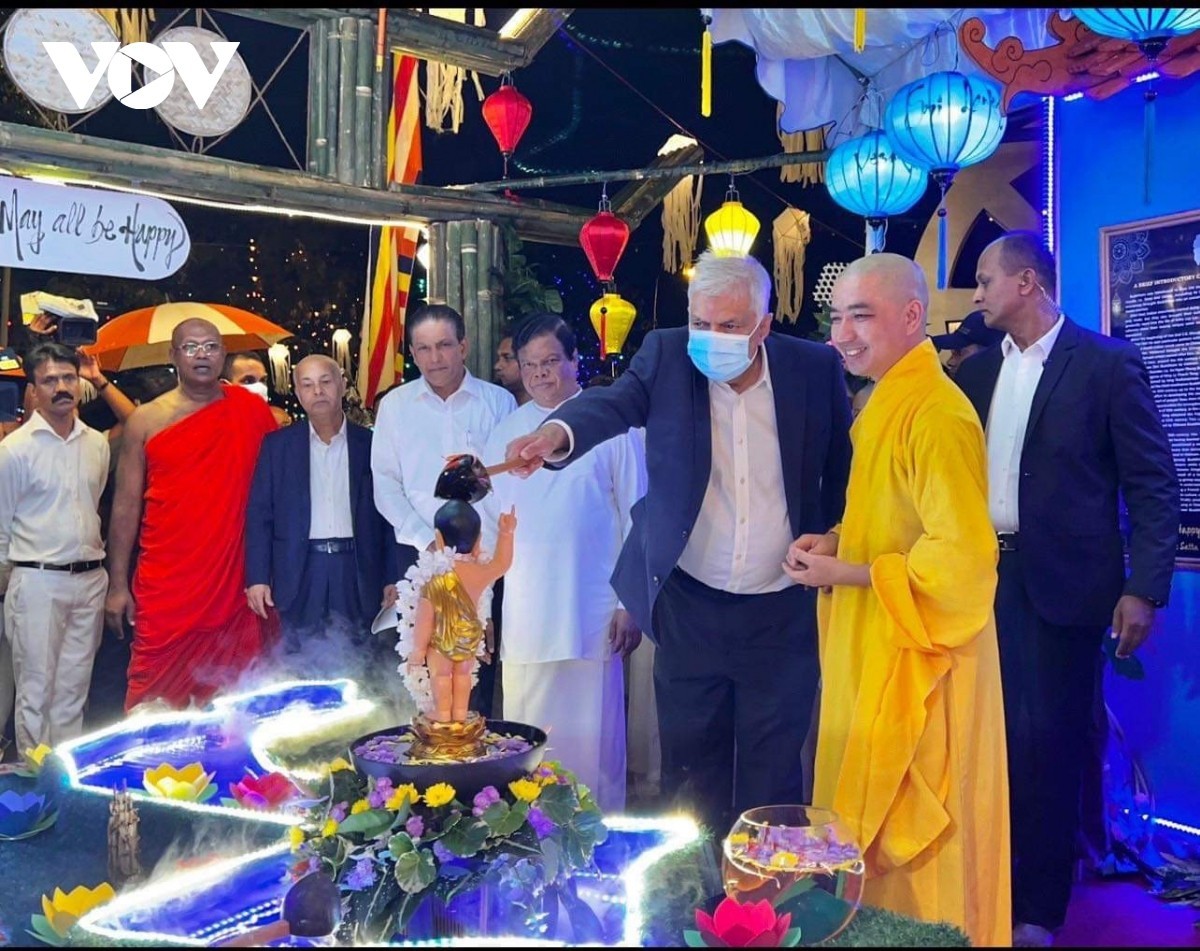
[956,231,1179,947]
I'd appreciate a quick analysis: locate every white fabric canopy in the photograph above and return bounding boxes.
[704,8,1057,136]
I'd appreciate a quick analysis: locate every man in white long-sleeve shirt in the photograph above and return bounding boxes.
[481,315,646,812]
[0,344,109,756]
[371,305,516,707]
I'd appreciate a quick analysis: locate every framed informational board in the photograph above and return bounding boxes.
[1101,209,1200,568]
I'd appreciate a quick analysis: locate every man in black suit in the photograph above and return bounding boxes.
[955,232,1179,947]
[245,355,395,666]
[505,250,853,836]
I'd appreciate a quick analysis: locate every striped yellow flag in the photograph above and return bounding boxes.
[358,52,423,409]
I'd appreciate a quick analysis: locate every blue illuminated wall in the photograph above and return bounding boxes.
[1056,70,1200,834]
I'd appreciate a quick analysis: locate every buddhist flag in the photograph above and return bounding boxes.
[358,53,423,409]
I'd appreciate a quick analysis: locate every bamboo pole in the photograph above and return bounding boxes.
[450,146,834,193]
[460,219,480,378]
[306,22,319,174]
[370,50,388,189]
[427,221,447,305]
[324,24,340,179]
[491,221,506,333]
[445,220,463,317]
[336,16,358,185]
[310,19,329,176]
[354,17,373,188]
[475,218,493,381]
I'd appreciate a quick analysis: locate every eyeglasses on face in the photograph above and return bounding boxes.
[519,356,565,374]
[177,341,222,357]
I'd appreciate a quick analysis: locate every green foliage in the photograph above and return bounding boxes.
[499,225,564,320]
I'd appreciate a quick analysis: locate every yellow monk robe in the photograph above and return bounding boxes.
[813,340,1010,947]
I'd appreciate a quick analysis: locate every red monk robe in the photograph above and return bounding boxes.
[125,384,278,710]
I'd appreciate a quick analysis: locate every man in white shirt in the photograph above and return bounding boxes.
[246,355,395,659]
[480,315,646,812]
[505,252,853,835]
[0,343,109,755]
[956,232,1179,947]
[372,305,516,711]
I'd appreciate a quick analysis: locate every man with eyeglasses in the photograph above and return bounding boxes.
[479,314,646,812]
[371,304,516,714]
[105,318,278,711]
[0,343,109,757]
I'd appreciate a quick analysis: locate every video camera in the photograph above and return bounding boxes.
[20,292,100,347]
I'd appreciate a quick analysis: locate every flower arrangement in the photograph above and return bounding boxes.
[28,884,115,946]
[289,759,607,942]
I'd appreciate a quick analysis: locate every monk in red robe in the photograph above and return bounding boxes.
[105,318,278,710]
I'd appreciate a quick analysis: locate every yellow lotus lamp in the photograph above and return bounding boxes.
[589,293,637,359]
[31,883,115,944]
[704,177,760,258]
[143,762,217,803]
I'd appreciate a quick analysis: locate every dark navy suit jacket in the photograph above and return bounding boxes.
[245,420,394,621]
[546,327,853,640]
[955,318,1179,627]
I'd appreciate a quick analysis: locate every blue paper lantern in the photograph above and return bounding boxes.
[1071,9,1200,56]
[825,130,928,254]
[884,71,1006,287]
[1070,9,1200,204]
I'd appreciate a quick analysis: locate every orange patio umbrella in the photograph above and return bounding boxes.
[85,302,293,372]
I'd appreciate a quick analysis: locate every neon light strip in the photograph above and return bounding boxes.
[614,814,702,946]
[1043,95,1055,254]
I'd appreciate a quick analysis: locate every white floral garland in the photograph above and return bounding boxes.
[393,546,492,716]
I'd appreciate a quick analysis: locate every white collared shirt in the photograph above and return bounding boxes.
[986,315,1065,532]
[480,390,647,663]
[371,369,517,549]
[676,347,794,594]
[308,417,353,539]
[0,412,109,576]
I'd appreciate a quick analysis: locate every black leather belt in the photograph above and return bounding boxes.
[997,532,1020,552]
[308,538,355,554]
[11,559,104,574]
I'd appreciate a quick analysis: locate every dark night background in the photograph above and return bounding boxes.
[0,7,1025,399]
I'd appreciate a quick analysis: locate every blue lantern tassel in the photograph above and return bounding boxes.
[1143,85,1156,205]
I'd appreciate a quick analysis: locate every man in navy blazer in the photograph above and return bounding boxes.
[506,251,852,835]
[955,232,1179,946]
[245,355,395,658]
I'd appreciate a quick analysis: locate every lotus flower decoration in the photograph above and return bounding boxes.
[225,770,300,811]
[28,883,116,945]
[142,762,217,803]
[0,788,57,839]
[685,897,802,947]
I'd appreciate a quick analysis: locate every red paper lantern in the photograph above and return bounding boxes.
[579,196,630,283]
[482,74,532,177]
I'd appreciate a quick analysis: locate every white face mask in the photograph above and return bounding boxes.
[241,380,269,401]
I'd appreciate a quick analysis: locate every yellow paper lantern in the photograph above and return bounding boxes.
[704,179,760,257]
[589,293,637,359]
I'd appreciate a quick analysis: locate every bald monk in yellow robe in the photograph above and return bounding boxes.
[784,253,1010,947]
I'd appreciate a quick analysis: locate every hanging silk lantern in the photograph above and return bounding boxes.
[331,327,352,377]
[579,190,630,283]
[884,71,1005,289]
[772,208,812,323]
[1071,9,1200,203]
[267,342,291,396]
[826,130,928,254]
[481,72,532,178]
[704,177,760,257]
[589,293,637,359]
